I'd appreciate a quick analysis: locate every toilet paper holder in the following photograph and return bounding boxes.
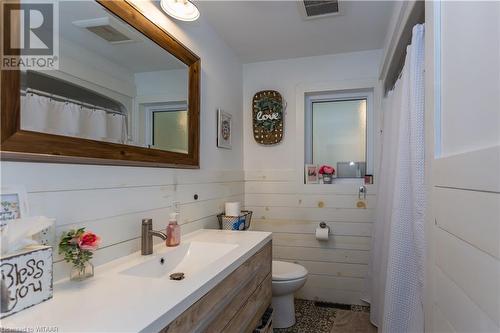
[319,222,330,233]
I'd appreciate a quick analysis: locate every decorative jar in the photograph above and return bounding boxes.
[70,261,94,281]
[323,174,333,184]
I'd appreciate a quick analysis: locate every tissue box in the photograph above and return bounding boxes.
[0,245,53,318]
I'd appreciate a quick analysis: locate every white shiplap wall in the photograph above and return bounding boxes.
[1,162,244,281]
[246,170,375,305]
[429,149,500,332]
[243,50,382,305]
[425,1,500,331]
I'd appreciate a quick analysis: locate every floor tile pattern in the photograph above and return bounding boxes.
[273,299,376,333]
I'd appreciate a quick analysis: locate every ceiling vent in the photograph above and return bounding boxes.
[299,0,341,20]
[72,17,140,44]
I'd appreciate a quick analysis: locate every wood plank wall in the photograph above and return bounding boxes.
[430,148,500,332]
[424,2,500,331]
[1,162,244,281]
[245,169,376,305]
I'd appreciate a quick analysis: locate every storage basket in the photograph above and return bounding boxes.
[217,210,252,231]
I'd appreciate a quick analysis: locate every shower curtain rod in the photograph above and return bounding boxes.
[21,88,127,117]
[379,1,424,95]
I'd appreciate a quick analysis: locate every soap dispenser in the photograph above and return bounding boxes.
[166,213,180,247]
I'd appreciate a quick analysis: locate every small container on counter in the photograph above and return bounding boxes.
[166,213,180,247]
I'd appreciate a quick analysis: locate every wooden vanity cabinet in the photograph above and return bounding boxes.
[161,241,272,333]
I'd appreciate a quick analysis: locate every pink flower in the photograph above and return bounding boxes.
[319,165,335,175]
[78,232,101,251]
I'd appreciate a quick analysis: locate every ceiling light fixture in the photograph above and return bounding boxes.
[160,0,200,22]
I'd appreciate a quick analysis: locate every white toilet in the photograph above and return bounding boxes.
[271,260,308,328]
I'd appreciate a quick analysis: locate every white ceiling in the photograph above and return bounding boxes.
[196,0,395,63]
[59,1,186,73]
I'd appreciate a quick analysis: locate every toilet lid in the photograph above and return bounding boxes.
[272,260,308,281]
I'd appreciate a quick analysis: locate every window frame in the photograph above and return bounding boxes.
[144,103,188,151]
[305,89,374,177]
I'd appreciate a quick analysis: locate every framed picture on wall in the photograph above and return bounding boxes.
[217,109,232,149]
[0,186,29,226]
[305,164,319,184]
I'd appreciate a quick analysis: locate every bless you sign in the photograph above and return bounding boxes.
[0,246,53,318]
[252,90,284,145]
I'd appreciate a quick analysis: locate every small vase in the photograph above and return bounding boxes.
[70,261,94,281]
[323,174,333,184]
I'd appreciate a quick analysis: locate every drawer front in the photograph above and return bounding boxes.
[222,274,272,333]
[162,241,272,333]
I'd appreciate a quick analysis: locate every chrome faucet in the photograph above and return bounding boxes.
[141,218,167,255]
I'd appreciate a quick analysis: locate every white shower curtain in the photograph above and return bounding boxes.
[21,94,127,143]
[79,106,108,141]
[21,94,80,137]
[369,24,426,332]
[105,112,127,143]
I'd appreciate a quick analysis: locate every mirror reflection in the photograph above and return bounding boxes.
[20,0,189,154]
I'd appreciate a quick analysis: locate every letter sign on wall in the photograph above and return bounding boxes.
[0,246,53,318]
[252,90,284,145]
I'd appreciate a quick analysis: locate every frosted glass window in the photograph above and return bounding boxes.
[312,99,367,176]
[152,110,188,154]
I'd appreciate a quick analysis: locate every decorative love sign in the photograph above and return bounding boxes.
[252,90,284,145]
[0,246,53,318]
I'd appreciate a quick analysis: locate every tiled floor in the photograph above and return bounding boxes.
[273,299,377,333]
[329,309,377,333]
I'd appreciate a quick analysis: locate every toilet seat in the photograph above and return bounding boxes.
[272,260,308,281]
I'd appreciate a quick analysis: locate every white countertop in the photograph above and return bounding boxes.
[1,229,272,332]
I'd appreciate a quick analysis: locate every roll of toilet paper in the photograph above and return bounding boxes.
[315,227,329,241]
[225,202,241,217]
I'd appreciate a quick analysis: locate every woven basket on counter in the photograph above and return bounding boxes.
[217,210,252,231]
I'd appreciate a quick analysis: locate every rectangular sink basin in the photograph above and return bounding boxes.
[120,241,238,279]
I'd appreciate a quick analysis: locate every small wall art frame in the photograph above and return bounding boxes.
[305,164,319,184]
[217,109,232,149]
[0,186,29,227]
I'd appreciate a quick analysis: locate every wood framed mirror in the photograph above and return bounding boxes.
[1,0,200,168]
